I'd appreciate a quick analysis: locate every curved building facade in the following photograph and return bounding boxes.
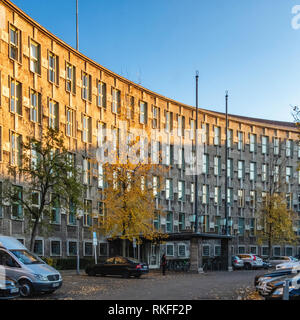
[0,0,299,267]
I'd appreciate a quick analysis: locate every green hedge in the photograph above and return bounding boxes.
[41,257,95,270]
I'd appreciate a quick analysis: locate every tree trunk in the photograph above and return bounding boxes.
[30,219,39,252]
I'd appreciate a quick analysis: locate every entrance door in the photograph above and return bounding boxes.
[149,245,160,269]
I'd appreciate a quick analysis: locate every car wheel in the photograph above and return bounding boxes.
[19,280,33,298]
[122,271,130,278]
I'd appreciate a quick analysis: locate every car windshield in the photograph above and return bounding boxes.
[10,250,44,265]
[126,258,140,264]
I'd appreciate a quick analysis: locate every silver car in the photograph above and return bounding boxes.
[0,236,62,297]
[237,254,264,270]
[232,256,244,270]
[269,256,295,267]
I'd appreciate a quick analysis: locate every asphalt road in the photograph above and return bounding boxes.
[25,269,266,300]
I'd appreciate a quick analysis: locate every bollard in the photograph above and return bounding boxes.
[283,279,290,300]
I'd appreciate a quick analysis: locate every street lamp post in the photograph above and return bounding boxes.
[76,216,81,275]
[225,91,229,236]
[194,71,199,233]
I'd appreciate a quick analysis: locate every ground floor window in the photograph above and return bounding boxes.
[68,241,77,256]
[203,245,210,256]
[34,239,43,256]
[238,246,245,254]
[273,247,281,256]
[178,244,186,257]
[285,247,293,256]
[166,244,174,257]
[51,240,61,256]
[84,242,93,256]
[99,243,108,256]
[250,246,257,255]
[214,245,221,256]
[262,247,269,257]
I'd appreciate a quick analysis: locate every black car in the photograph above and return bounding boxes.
[85,256,149,278]
[0,277,20,300]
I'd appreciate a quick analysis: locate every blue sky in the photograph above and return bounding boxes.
[10,0,300,122]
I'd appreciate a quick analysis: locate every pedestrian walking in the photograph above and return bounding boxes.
[161,254,167,275]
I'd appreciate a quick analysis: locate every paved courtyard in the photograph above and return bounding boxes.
[24,269,265,300]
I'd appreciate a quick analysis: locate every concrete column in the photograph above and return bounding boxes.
[221,238,232,271]
[189,237,204,273]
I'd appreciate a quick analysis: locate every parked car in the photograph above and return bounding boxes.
[237,254,264,270]
[276,260,300,271]
[85,256,149,278]
[232,256,244,270]
[0,236,62,297]
[268,256,294,267]
[0,276,20,299]
[255,256,272,269]
[254,268,299,288]
[258,273,300,300]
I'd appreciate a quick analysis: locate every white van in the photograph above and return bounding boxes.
[0,236,62,297]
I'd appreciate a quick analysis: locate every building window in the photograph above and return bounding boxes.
[49,99,59,129]
[203,245,210,257]
[153,212,160,231]
[238,189,245,208]
[214,156,221,176]
[262,136,268,154]
[214,126,220,145]
[250,134,256,153]
[238,218,245,235]
[97,81,106,108]
[202,185,208,204]
[238,160,244,179]
[166,179,173,200]
[9,25,21,62]
[250,190,256,208]
[262,247,269,257]
[66,107,75,137]
[250,246,257,254]
[82,72,91,101]
[48,52,58,85]
[50,241,61,256]
[83,158,92,185]
[165,112,173,133]
[274,138,280,155]
[179,213,185,231]
[30,40,40,74]
[68,201,76,225]
[66,63,76,94]
[10,79,22,115]
[214,245,221,256]
[50,194,60,224]
[11,186,23,219]
[83,199,92,227]
[273,247,281,256]
[68,241,77,256]
[286,167,292,184]
[262,164,268,182]
[99,243,108,256]
[274,165,279,183]
[190,182,195,203]
[82,115,91,143]
[84,242,93,256]
[126,95,134,120]
[166,244,174,256]
[152,106,159,129]
[178,181,185,201]
[111,88,121,114]
[33,240,43,256]
[30,90,41,123]
[227,188,233,206]
[178,244,187,257]
[98,163,104,189]
[202,154,208,174]
[214,186,221,206]
[227,129,233,148]
[139,101,147,124]
[238,131,244,150]
[153,176,159,197]
[177,115,185,137]
[166,212,173,233]
[250,162,256,181]
[286,140,293,157]
[10,132,22,166]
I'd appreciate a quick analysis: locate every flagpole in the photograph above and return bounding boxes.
[225,91,229,235]
[194,71,199,233]
[76,0,79,51]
